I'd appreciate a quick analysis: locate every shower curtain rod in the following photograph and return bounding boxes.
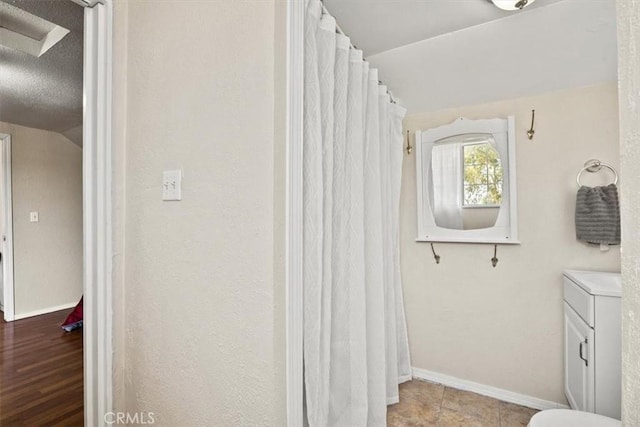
[321,4,399,105]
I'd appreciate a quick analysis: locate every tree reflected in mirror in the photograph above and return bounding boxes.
[463,143,503,206]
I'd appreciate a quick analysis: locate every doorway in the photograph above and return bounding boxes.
[0,0,113,424]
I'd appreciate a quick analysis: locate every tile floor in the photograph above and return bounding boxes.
[387,380,538,427]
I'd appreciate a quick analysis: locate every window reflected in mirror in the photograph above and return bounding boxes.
[430,134,503,231]
[463,143,502,206]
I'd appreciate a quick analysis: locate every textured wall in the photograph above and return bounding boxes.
[402,83,620,405]
[616,1,640,423]
[0,121,83,317]
[111,0,128,414]
[116,1,284,425]
[273,0,288,424]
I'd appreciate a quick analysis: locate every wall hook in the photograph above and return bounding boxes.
[406,130,413,155]
[527,109,535,140]
[430,243,440,264]
[491,244,499,268]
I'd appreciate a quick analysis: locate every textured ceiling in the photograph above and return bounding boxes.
[324,0,617,113]
[0,0,83,146]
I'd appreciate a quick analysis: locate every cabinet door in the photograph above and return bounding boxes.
[564,302,595,412]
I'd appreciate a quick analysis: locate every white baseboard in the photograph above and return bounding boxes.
[13,302,78,320]
[412,367,569,411]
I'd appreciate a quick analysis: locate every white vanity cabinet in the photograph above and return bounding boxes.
[563,270,621,420]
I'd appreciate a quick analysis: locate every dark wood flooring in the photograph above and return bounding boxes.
[0,309,83,426]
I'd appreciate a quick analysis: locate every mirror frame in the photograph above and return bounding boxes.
[415,116,519,244]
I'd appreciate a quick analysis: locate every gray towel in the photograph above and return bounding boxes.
[575,183,620,245]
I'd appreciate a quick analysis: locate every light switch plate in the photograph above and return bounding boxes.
[30,211,39,222]
[162,170,182,201]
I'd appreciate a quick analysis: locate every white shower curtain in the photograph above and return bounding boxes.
[303,1,412,425]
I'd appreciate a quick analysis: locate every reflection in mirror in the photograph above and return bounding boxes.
[416,116,518,243]
[430,133,503,230]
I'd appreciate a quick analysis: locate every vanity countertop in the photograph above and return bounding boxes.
[564,269,622,297]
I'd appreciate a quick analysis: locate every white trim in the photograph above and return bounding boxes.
[83,1,113,426]
[412,367,569,411]
[506,115,518,242]
[0,26,70,58]
[70,0,105,7]
[286,1,305,426]
[13,302,78,320]
[415,129,425,239]
[0,4,70,58]
[0,133,14,322]
[414,237,521,245]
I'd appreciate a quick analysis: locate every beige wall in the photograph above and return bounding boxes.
[111,0,129,413]
[273,0,288,422]
[0,121,83,317]
[616,1,640,424]
[113,1,285,425]
[402,83,620,404]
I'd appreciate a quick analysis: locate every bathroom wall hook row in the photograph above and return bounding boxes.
[526,109,535,140]
[430,243,440,264]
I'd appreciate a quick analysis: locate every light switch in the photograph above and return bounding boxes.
[162,170,182,201]
[30,211,39,222]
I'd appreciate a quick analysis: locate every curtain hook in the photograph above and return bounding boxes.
[527,109,535,140]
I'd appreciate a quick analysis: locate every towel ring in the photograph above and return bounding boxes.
[576,159,618,188]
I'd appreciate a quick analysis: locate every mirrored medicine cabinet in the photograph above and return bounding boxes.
[415,116,519,244]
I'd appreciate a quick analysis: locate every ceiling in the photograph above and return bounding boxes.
[0,0,83,146]
[0,0,618,138]
[324,0,617,113]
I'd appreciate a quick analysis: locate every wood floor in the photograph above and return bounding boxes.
[0,310,83,426]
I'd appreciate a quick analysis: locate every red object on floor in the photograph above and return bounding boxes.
[61,297,83,332]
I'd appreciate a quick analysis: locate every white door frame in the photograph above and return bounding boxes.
[0,133,15,322]
[80,0,113,425]
[286,1,304,426]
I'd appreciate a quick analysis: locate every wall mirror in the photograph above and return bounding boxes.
[415,116,519,244]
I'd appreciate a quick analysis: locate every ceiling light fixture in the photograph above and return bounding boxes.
[0,2,70,57]
[489,0,537,11]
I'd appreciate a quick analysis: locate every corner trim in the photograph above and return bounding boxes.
[83,1,113,426]
[412,367,569,411]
